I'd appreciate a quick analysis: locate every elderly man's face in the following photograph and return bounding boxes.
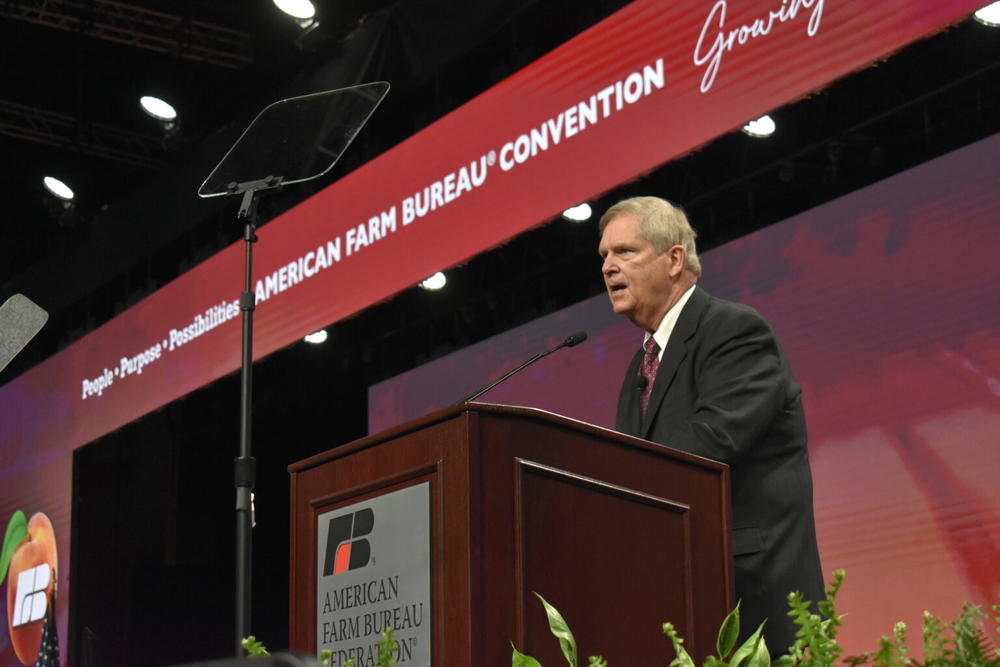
[598,213,679,332]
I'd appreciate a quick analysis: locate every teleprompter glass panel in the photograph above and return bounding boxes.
[198,81,389,197]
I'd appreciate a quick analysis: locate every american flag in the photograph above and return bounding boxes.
[34,589,59,667]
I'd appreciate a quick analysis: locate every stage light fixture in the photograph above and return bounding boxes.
[304,329,328,344]
[420,272,447,290]
[562,203,592,222]
[974,2,1000,26]
[140,95,177,123]
[274,0,314,19]
[43,176,74,201]
[274,0,317,28]
[742,114,776,138]
[141,95,183,151]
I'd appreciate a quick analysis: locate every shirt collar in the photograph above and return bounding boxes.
[643,284,696,360]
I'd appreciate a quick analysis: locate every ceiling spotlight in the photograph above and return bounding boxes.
[742,114,776,138]
[140,96,177,123]
[304,329,328,344]
[562,203,592,222]
[274,0,315,19]
[973,2,1000,26]
[420,272,446,290]
[141,96,182,150]
[43,176,74,201]
[274,0,317,27]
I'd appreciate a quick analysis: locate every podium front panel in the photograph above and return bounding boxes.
[290,404,732,665]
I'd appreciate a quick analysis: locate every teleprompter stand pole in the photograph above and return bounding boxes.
[195,80,390,658]
[231,176,281,656]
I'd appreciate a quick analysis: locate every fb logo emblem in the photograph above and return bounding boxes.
[322,509,374,576]
[12,563,50,627]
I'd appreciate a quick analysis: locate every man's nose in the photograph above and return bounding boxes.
[602,255,616,275]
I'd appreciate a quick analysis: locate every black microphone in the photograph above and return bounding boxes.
[635,374,648,390]
[463,330,588,402]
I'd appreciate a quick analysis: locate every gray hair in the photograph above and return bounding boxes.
[599,196,702,276]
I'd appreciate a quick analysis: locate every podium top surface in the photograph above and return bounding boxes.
[288,401,728,475]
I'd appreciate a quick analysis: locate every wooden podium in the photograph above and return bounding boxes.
[289,403,733,665]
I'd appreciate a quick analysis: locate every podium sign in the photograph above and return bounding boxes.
[316,483,431,666]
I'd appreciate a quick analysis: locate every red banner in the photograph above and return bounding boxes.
[0,1,984,663]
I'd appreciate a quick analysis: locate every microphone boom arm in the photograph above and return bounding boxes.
[462,331,586,403]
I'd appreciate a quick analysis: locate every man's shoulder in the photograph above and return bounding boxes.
[667,287,779,351]
[695,288,767,321]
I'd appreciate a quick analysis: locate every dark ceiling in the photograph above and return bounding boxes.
[1,0,999,387]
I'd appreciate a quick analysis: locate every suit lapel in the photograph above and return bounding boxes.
[619,346,644,436]
[641,286,709,438]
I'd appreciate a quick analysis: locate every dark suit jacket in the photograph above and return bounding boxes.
[616,286,824,653]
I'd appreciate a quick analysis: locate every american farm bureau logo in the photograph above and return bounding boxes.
[323,508,374,576]
[2,510,60,666]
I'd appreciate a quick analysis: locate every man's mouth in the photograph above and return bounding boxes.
[609,284,627,295]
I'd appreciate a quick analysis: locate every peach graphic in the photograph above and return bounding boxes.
[2,511,58,665]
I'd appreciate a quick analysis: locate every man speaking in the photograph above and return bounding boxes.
[598,196,824,652]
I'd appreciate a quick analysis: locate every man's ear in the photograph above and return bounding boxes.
[667,245,686,277]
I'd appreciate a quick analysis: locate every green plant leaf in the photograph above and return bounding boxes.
[674,643,696,667]
[1,510,28,585]
[318,649,332,667]
[535,593,578,667]
[663,622,696,667]
[718,601,742,658]
[240,635,269,657]
[743,631,770,667]
[730,620,767,667]
[512,642,544,667]
[377,627,398,666]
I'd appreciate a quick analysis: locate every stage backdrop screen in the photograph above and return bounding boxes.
[369,132,1000,656]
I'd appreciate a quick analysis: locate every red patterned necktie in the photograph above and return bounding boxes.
[639,339,660,419]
